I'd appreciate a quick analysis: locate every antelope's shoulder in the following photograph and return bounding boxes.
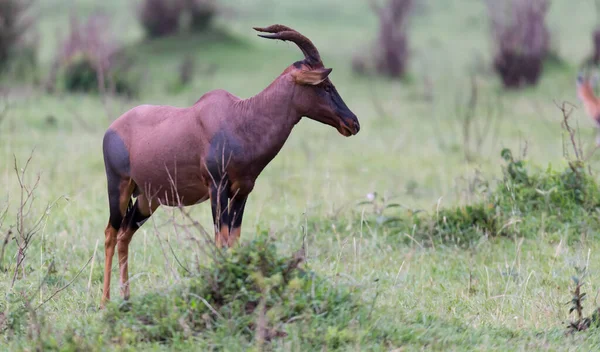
[193,89,240,106]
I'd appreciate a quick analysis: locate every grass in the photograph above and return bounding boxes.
[4,0,600,350]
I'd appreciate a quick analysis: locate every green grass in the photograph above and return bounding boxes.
[4,0,600,350]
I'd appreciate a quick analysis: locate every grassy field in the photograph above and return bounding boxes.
[4,0,600,350]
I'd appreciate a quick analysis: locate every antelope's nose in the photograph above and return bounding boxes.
[349,114,360,134]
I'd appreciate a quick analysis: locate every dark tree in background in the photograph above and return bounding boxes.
[187,0,217,32]
[487,0,550,89]
[138,0,184,38]
[353,0,413,79]
[589,0,600,66]
[137,0,219,39]
[0,0,36,73]
[50,14,137,97]
[372,0,413,78]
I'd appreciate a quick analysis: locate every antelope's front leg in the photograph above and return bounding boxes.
[209,179,230,248]
[228,195,247,246]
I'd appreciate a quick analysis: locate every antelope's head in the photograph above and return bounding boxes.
[254,24,360,137]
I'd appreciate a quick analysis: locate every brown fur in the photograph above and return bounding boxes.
[100,24,360,306]
[577,73,600,124]
[576,72,600,146]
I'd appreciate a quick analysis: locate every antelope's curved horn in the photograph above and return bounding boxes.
[254,24,322,65]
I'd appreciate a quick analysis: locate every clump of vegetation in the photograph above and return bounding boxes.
[0,151,72,350]
[427,203,502,245]
[348,146,600,248]
[486,0,551,89]
[353,0,413,79]
[565,267,600,334]
[52,14,138,97]
[101,236,390,349]
[586,1,600,66]
[137,0,220,39]
[590,29,600,66]
[0,0,37,74]
[186,0,218,32]
[343,102,600,247]
[138,0,184,38]
[494,148,600,230]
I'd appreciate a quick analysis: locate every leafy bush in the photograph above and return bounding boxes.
[486,0,551,89]
[138,0,184,38]
[137,0,219,39]
[0,0,36,74]
[590,29,600,66]
[54,14,138,97]
[187,0,217,32]
[102,236,392,349]
[428,203,502,245]
[492,149,600,238]
[347,148,600,247]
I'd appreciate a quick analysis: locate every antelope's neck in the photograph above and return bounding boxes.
[234,77,302,165]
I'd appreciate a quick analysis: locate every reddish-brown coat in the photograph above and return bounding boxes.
[101,24,360,306]
[577,73,600,125]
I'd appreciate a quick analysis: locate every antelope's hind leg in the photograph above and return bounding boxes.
[102,129,136,307]
[102,177,135,307]
[117,193,158,300]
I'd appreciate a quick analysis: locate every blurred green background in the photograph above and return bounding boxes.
[3,0,600,350]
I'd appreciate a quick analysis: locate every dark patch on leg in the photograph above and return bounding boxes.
[228,195,247,246]
[229,195,247,230]
[209,178,230,247]
[103,129,133,229]
[210,178,230,229]
[103,129,130,176]
[105,169,125,229]
[122,199,151,231]
[132,185,140,198]
[205,130,242,180]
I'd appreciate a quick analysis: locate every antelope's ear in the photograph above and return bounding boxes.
[292,67,332,85]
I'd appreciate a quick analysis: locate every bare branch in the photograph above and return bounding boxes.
[35,255,93,310]
[554,100,582,161]
[9,150,65,287]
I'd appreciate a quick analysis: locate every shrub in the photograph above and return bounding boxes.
[0,0,36,73]
[55,14,138,96]
[138,0,184,38]
[186,0,217,32]
[591,29,600,66]
[486,0,550,89]
[346,147,600,248]
[102,236,392,348]
[588,2,600,66]
[492,149,600,237]
[428,204,502,244]
[137,0,220,39]
[353,0,413,79]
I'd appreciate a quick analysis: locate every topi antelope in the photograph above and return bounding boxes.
[577,71,600,145]
[101,24,360,305]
